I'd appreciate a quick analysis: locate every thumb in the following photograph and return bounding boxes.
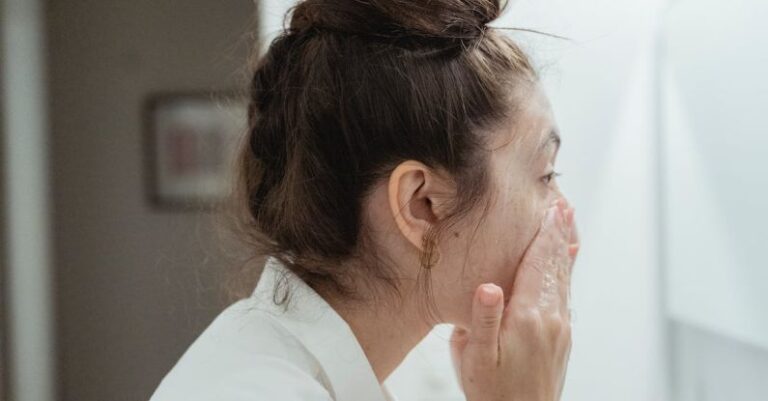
[467,283,504,366]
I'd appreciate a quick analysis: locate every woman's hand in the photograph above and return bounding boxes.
[450,199,579,401]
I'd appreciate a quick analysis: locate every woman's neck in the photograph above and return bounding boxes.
[324,290,433,383]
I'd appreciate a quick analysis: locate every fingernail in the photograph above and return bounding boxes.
[479,284,500,306]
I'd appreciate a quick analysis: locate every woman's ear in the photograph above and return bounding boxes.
[387,160,454,251]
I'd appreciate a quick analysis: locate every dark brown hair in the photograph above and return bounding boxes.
[228,0,537,309]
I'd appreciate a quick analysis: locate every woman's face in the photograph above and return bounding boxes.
[432,84,565,329]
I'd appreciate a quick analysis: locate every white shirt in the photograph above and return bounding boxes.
[150,257,397,401]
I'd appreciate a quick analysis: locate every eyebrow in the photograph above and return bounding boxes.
[538,129,561,155]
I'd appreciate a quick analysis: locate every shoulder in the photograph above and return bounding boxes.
[150,355,334,401]
[149,298,334,401]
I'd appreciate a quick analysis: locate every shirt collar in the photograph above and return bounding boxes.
[251,257,393,401]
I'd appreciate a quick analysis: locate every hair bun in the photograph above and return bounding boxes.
[290,0,505,42]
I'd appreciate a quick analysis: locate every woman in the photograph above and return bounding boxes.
[150,0,580,400]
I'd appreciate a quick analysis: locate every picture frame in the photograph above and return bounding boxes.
[143,90,248,211]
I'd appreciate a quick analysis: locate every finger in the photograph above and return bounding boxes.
[569,243,580,264]
[558,251,572,315]
[554,208,574,313]
[560,208,580,317]
[509,205,569,308]
[567,210,580,270]
[450,327,469,350]
[567,208,578,245]
[467,284,504,366]
[450,327,469,366]
[449,327,469,390]
[569,240,580,259]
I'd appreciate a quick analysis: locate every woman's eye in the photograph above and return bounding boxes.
[541,171,562,185]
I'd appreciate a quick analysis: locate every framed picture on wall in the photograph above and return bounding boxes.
[143,90,248,210]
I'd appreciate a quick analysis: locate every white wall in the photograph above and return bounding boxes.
[662,0,768,399]
[662,0,768,350]
[259,1,668,400]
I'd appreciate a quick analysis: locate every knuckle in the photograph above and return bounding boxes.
[542,313,568,336]
[478,313,500,330]
[511,307,543,333]
[542,313,559,328]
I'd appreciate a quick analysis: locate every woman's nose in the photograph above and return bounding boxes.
[549,189,567,206]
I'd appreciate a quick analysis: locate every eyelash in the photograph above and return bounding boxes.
[541,171,562,185]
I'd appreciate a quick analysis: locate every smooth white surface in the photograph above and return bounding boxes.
[662,0,768,351]
[1,0,55,401]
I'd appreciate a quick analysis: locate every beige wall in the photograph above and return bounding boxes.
[46,1,256,400]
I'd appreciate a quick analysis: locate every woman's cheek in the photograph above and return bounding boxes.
[514,198,547,258]
[501,197,539,266]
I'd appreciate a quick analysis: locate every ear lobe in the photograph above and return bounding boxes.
[387,160,451,251]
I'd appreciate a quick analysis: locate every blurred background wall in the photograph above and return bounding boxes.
[44,1,254,400]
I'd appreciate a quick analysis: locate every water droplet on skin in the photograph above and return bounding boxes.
[538,271,558,308]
